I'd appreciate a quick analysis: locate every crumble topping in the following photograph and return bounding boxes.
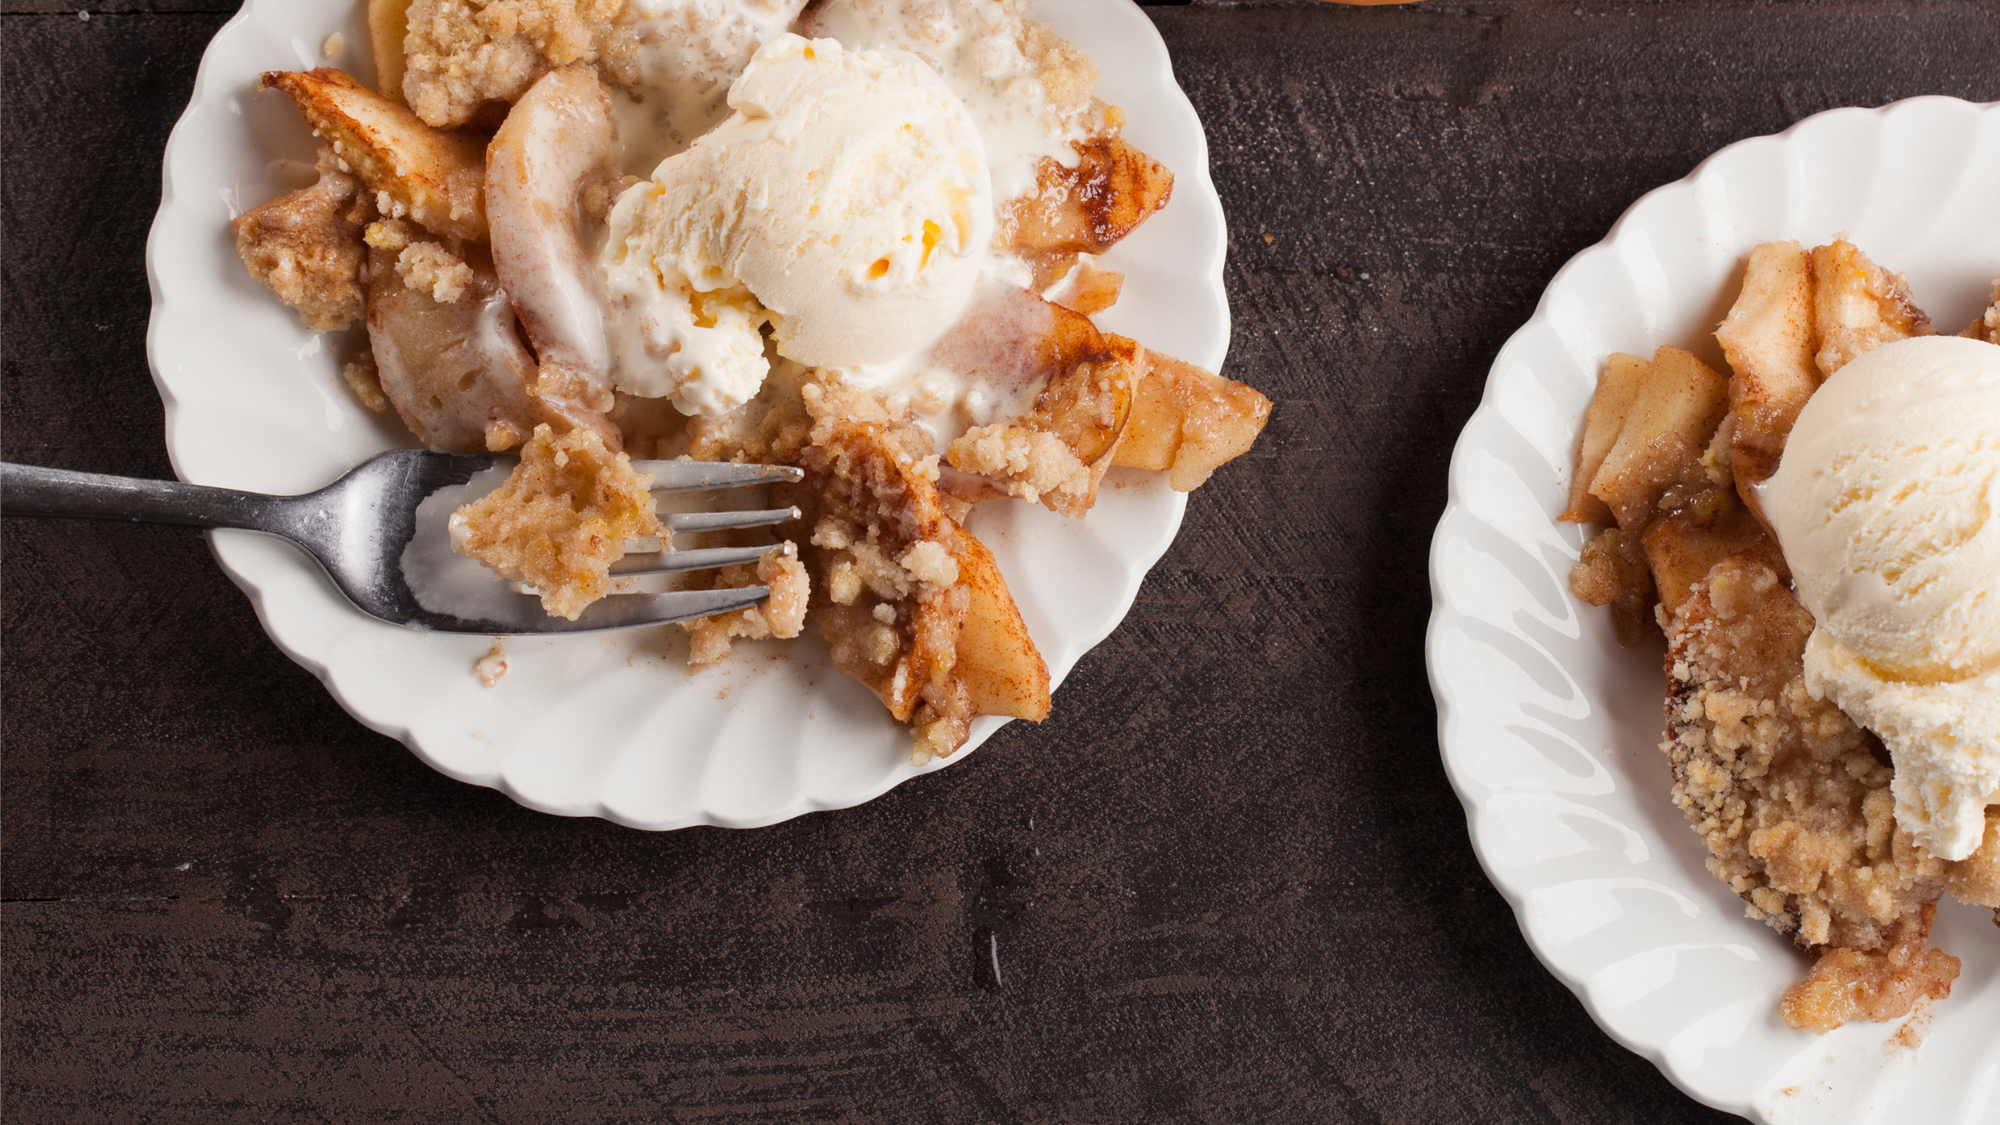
[452,422,663,618]
[947,423,1090,507]
[400,0,806,128]
[341,359,390,412]
[1664,556,1948,955]
[394,240,476,303]
[232,148,369,331]
[240,3,1269,768]
[681,547,809,664]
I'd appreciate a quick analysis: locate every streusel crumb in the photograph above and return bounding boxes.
[400,0,805,127]
[342,359,389,412]
[947,424,1090,508]
[682,547,809,665]
[394,240,475,303]
[400,0,612,125]
[1663,555,1964,1030]
[453,423,662,619]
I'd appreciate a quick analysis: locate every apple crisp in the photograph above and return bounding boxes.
[237,1,1269,764]
[1567,238,1999,1032]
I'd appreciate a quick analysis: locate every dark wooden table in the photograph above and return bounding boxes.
[5,1,1996,1120]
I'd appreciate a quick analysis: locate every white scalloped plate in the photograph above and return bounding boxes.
[145,0,1228,829]
[1428,98,2000,1122]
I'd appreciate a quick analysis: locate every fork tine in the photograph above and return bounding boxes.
[495,583,773,627]
[608,543,782,576]
[578,585,772,629]
[630,460,804,493]
[664,507,800,534]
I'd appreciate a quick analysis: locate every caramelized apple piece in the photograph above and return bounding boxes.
[1716,240,1817,504]
[950,530,1052,723]
[1003,134,1175,289]
[486,65,617,421]
[1963,279,2000,345]
[1809,238,1934,376]
[1641,496,1785,614]
[1114,348,1272,492]
[1585,346,1729,532]
[1779,905,1959,1035]
[232,149,368,331]
[1049,259,1124,316]
[262,68,488,242]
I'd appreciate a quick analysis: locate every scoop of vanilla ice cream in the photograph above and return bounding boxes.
[1762,334,2000,860]
[600,33,994,415]
[800,0,1095,201]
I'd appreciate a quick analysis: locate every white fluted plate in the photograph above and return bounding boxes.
[144,0,1228,829]
[1428,98,2000,1122]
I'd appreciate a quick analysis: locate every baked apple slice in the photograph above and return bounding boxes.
[485,65,618,422]
[1114,347,1273,492]
[367,237,616,451]
[1809,238,1934,377]
[933,282,1138,517]
[262,68,488,243]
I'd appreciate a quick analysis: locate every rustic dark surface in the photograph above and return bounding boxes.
[3,1,1996,1120]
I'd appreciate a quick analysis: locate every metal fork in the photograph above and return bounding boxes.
[0,451,803,634]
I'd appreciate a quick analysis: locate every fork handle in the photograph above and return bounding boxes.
[0,462,287,532]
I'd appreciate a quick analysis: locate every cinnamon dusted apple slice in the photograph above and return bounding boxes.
[930,282,1268,512]
[1579,345,1729,534]
[1113,347,1273,492]
[485,65,619,425]
[262,68,487,243]
[1559,351,1648,525]
[1562,345,1730,641]
[779,378,1050,764]
[1002,132,1175,290]
[950,530,1052,725]
[1716,240,1817,509]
